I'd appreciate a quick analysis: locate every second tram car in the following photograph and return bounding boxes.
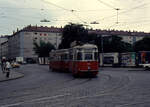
[49,44,99,77]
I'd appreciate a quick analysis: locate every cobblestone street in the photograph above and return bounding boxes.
[0,65,150,107]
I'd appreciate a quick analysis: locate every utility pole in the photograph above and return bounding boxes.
[0,36,2,60]
[101,35,104,67]
[115,8,120,24]
[56,33,58,49]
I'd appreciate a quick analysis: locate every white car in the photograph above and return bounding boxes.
[139,64,150,70]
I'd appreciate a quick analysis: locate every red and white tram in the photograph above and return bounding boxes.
[49,44,99,77]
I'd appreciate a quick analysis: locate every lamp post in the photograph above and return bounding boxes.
[0,36,2,61]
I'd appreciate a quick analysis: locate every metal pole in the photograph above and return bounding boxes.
[116,8,120,24]
[101,36,104,67]
[0,36,2,60]
[56,33,58,49]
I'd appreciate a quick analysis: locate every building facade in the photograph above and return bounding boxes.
[1,41,8,58]
[88,30,150,45]
[1,25,150,62]
[7,26,62,61]
[0,36,9,58]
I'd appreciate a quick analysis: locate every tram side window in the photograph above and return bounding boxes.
[62,54,68,61]
[69,54,73,60]
[94,52,98,60]
[77,52,82,60]
[85,53,93,60]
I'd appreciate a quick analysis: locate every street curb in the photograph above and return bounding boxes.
[0,71,24,82]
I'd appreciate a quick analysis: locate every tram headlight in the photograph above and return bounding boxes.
[88,66,91,70]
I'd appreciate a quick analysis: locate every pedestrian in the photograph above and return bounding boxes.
[1,57,6,73]
[5,61,11,78]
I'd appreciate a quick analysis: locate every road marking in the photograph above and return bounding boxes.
[1,93,71,107]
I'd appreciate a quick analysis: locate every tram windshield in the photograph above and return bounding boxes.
[77,48,98,61]
[77,52,98,61]
[84,53,93,60]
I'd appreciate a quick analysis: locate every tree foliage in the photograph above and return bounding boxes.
[59,23,88,49]
[104,35,133,52]
[133,37,150,52]
[95,35,133,53]
[33,40,55,57]
[58,23,132,52]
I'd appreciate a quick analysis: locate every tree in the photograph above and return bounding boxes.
[133,37,150,52]
[96,35,133,53]
[33,40,55,57]
[59,23,88,49]
[106,35,133,52]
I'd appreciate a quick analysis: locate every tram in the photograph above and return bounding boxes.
[49,44,99,77]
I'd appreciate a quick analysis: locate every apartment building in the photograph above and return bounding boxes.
[1,25,150,62]
[1,41,8,58]
[0,36,9,58]
[88,29,149,44]
[7,25,62,61]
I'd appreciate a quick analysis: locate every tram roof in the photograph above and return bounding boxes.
[73,44,97,49]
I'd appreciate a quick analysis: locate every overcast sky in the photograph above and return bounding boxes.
[0,0,150,35]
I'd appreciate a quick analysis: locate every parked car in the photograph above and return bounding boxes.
[11,62,20,68]
[139,63,150,70]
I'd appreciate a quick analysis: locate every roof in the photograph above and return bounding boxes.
[11,25,150,37]
[22,25,63,33]
[74,44,97,49]
[88,29,150,36]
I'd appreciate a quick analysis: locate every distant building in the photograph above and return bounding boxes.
[0,35,9,58]
[1,25,150,62]
[7,25,62,61]
[1,41,8,58]
[88,29,150,44]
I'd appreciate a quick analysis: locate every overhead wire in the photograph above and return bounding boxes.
[119,2,150,15]
[41,0,150,30]
[1,0,150,32]
[96,0,116,10]
[95,1,150,22]
[41,0,88,24]
[41,0,71,11]
[0,6,67,12]
[75,9,113,12]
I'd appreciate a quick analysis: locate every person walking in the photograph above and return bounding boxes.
[1,57,6,73]
[5,61,11,78]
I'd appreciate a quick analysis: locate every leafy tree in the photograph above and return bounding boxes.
[59,23,132,52]
[133,37,150,52]
[96,35,133,53]
[33,40,55,57]
[59,23,88,49]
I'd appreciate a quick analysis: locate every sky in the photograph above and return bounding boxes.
[0,0,150,35]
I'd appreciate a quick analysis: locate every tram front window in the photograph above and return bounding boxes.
[84,53,93,60]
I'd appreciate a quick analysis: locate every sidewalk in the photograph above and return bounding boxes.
[100,67,145,71]
[0,68,24,82]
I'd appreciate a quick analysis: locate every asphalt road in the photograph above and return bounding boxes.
[0,64,150,107]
